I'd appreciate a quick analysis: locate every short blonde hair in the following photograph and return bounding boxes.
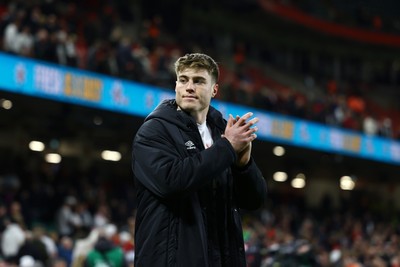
[174,53,219,83]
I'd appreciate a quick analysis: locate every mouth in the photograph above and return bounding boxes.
[183,95,197,99]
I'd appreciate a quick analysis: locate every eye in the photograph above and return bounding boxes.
[194,79,205,84]
[178,78,187,83]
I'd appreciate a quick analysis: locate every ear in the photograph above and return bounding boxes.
[212,83,218,98]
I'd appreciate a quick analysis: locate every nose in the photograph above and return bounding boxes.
[185,80,195,91]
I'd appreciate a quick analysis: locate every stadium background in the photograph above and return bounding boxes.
[1,0,400,266]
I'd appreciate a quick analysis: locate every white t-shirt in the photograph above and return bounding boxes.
[197,121,213,149]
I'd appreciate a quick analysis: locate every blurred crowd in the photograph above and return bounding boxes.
[0,155,137,267]
[1,155,400,267]
[1,0,400,139]
[273,0,400,34]
[2,1,400,267]
[242,191,400,267]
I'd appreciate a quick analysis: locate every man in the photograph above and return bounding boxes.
[132,53,267,266]
[84,224,127,267]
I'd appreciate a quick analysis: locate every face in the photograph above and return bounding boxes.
[175,68,218,121]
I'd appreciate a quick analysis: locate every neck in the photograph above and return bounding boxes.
[177,105,209,124]
[192,112,207,124]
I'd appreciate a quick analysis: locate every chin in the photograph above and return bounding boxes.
[179,103,196,112]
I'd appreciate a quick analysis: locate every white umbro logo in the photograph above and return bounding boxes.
[185,140,196,150]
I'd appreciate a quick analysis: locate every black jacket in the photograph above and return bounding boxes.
[132,99,267,267]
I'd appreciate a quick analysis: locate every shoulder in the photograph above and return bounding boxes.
[136,118,167,139]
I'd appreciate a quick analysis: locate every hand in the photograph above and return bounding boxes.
[223,112,258,154]
[233,114,252,167]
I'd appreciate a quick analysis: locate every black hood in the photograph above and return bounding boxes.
[145,99,226,132]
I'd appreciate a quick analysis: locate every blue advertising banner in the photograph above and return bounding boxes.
[0,52,176,116]
[1,52,399,165]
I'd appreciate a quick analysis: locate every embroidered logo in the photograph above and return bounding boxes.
[185,140,196,150]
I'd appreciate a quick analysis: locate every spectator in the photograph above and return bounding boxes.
[56,196,79,237]
[118,231,134,265]
[379,117,393,138]
[3,10,24,54]
[56,31,77,67]
[1,218,26,263]
[14,25,34,57]
[17,227,50,267]
[26,6,44,34]
[71,228,100,267]
[75,201,93,237]
[93,204,110,228]
[363,114,379,136]
[8,201,26,230]
[36,227,58,260]
[19,255,36,267]
[132,45,152,81]
[33,28,50,61]
[57,236,74,267]
[84,224,127,267]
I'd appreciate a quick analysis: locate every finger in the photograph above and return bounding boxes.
[243,127,258,138]
[241,117,259,130]
[247,133,257,141]
[237,112,253,125]
[231,115,240,125]
[246,117,259,127]
[241,134,257,145]
[227,114,234,127]
[247,126,258,134]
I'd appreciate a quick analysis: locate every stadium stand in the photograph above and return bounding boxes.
[1,0,400,266]
[2,0,400,139]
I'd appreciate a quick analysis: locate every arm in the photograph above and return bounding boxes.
[232,158,267,210]
[224,112,267,210]
[132,119,237,199]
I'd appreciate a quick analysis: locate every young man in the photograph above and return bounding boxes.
[132,53,267,266]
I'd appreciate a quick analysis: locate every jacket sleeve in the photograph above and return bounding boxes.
[232,158,267,210]
[132,119,237,199]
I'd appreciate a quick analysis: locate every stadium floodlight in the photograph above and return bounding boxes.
[291,177,306,188]
[45,153,62,164]
[101,150,121,161]
[273,146,285,156]
[273,171,288,182]
[340,175,355,190]
[1,99,12,109]
[29,141,45,152]
[291,173,306,188]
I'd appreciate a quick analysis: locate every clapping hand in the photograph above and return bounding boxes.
[223,112,259,167]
